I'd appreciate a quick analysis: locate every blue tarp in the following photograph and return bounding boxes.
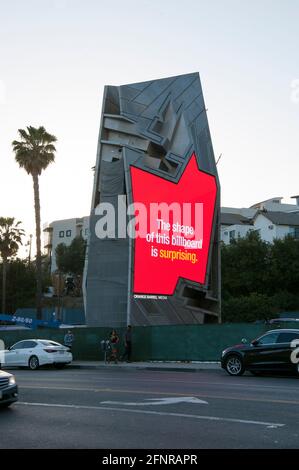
[0,313,60,329]
[0,308,85,329]
[14,308,85,325]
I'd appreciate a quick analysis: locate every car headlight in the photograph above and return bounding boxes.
[8,376,16,386]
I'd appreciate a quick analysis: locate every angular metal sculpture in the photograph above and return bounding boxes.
[84,73,221,327]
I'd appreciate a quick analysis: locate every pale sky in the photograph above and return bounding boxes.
[1,0,299,257]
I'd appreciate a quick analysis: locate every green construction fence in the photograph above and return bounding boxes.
[0,323,278,362]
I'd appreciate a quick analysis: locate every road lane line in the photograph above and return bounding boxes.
[16,401,285,428]
[100,397,208,405]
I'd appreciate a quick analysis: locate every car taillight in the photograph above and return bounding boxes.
[44,348,58,353]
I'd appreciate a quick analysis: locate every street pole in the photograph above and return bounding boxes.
[58,271,61,322]
[28,234,33,265]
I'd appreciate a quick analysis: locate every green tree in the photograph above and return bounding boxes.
[222,231,271,299]
[0,218,25,313]
[270,235,299,293]
[55,237,86,276]
[0,259,36,314]
[12,126,57,319]
[221,232,299,322]
[55,243,69,274]
[222,293,275,323]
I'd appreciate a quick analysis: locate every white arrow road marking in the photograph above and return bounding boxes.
[17,402,285,427]
[100,396,208,406]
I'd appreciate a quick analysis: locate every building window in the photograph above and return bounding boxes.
[66,230,72,237]
[59,231,64,238]
[290,227,299,239]
[229,230,235,243]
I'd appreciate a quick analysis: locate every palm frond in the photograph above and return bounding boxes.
[0,218,25,260]
[12,125,57,175]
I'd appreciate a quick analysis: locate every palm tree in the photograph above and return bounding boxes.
[12,126,57,319]
[0,218,25,313]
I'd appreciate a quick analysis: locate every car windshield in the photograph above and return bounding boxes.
[10,342,25,350]
[255,332,280,345]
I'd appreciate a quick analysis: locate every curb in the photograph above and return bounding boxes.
[69,362,220,372]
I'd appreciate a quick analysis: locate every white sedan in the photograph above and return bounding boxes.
[0,339,73,370]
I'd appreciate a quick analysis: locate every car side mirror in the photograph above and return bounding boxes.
[241,338,247,344]
[251,340,259,346]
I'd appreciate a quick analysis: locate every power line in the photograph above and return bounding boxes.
[216,153,222,166]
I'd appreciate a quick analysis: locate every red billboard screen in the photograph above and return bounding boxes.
[130,153,217,295]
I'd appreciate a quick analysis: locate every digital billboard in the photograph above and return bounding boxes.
[130,153,217,295]
[85,73,221,326]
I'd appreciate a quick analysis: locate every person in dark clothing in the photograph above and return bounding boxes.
[121,325,132,362]
[64,330,74,352]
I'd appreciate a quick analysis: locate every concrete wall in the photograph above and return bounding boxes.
[0,324,275,362]
[276,224,293,239]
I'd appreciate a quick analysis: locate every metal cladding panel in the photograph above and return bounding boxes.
[85,73,221,327]
[86,214,129,327]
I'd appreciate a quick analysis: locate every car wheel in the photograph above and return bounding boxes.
[28,355,39,370]
[225,355,245,376]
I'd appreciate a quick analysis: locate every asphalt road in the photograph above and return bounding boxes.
[1,367,299,449]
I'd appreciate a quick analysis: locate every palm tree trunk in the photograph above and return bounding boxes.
[2,257,7,313]
[32,173,43,320]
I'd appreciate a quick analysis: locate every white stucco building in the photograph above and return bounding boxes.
[44,217,89,272]
[221,196,299,244]
[221,213,254,244]
[253,211,299,243]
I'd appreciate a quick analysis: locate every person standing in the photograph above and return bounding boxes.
[109,330,120,363]
[122,325,132,362]
[64,330,75,352]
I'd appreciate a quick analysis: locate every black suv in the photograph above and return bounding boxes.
[221,329,299,376]
[0,370,18,407]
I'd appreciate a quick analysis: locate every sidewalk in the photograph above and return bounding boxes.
[70,360,220,372]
